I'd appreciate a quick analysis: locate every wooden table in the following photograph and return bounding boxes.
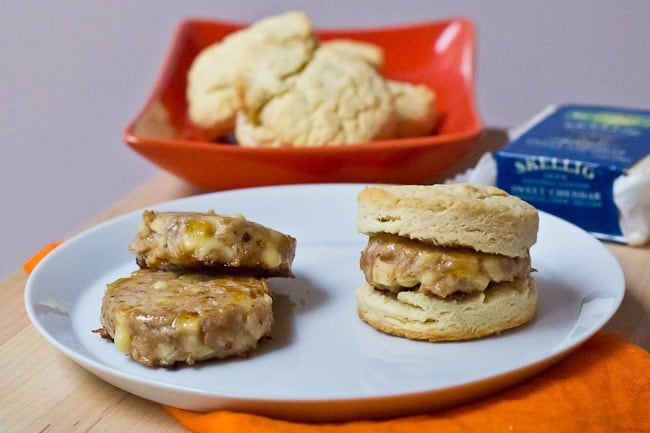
[2,171,648,432]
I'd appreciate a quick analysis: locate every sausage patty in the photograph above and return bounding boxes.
[129,210,296,277]
[360,233,531,298]
[97,269,273,367]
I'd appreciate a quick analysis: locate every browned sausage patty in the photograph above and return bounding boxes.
[97,269,273,367]
[128,210,296,277]
[360,233,531,298]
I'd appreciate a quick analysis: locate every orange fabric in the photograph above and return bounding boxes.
[23,241,63,273]
[165,333,649,433]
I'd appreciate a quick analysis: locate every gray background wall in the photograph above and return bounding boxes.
[2,1,649,278]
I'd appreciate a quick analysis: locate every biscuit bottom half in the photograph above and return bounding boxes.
[356,276,537,342]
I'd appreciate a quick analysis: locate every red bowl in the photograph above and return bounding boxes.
[124,17,483,190]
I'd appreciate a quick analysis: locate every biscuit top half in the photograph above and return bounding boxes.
[356,184,539,258]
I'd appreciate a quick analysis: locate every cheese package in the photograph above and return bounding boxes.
[495,104,650,245]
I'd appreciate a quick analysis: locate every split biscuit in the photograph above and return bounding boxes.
[356,277,537,342]
[356,183,539,258]
[356,183,539,341]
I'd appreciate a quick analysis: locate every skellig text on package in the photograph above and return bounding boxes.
[514,156,595,180]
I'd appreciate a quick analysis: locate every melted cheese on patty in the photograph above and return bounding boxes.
[360,233,532,298]
[129,210,296,276]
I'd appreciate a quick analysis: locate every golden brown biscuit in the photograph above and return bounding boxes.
[387,80,437,137]
[356,277,537,342]
[356,184,539,258]
[186,11,317,138]
[321,40,437,138]
[235,45,396,147]
[320,39,384,68]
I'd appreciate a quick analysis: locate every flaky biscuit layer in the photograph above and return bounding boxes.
[356,277,537,341]
[356,184,539,258]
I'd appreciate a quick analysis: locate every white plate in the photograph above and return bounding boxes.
[25,184,624,421]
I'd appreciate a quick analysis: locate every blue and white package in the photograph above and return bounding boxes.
[496,104,650,244]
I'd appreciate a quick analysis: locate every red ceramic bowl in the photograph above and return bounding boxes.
[124,17,483,190]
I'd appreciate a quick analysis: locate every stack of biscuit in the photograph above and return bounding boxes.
[186,11,437,147]
[96,210,296,367]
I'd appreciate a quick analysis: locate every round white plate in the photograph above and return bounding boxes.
[25,184,624,421]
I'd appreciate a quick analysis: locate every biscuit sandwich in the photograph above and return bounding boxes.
[355,184,539,341]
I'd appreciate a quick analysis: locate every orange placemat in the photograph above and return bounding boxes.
[23,241,63,273]
[165,332,649,433]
